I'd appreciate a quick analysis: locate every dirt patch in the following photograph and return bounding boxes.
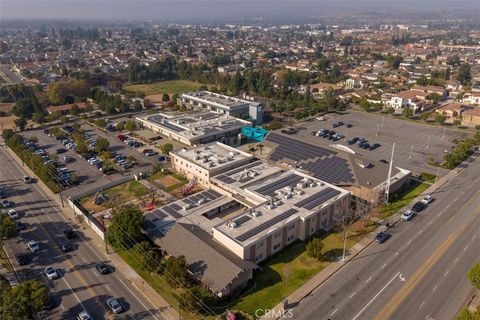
[81,198,108,213]
[0,103,14,113]
[0,115,17,131]
[155,175,180,187]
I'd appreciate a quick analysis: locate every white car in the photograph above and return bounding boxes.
[27,240,40,252]
[1,199,12,208]
[7,209,19,219]
[421,195,434,204]
[23,176,32,183]
[106,298,123,314]
[401,210,415,221]
[45,266,58,280]
[77,311,92,320]
[316,116,326,121]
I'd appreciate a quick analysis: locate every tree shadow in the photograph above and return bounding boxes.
[322,248,344,262]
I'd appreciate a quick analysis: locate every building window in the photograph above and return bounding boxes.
[287,235,295,243]
[255,254,263,262]
[256,242,264,249]
[273,243,281,251]
[288,224,295,231]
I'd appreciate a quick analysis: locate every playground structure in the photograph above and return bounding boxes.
[241,126,268,142]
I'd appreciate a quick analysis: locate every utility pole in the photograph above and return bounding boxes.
[341,229,348,263]
[382,115,385,127]
[442,125,447,139]
[426,134,431,149]
[376,123,380,136]
[101,217,109,254]
[385,143,395,204]
[409,144,414,159]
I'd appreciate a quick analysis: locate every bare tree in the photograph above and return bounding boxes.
[355,188,385,227]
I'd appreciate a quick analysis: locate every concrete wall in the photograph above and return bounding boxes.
[68,198,105,240]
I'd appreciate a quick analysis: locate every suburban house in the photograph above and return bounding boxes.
[46,102,86,114]
[462,93,480,106]
[461,108,480,127]
[309,82,344,96]
[436,102,474,119]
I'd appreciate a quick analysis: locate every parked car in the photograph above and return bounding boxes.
[158,155,167,162]
[23,176,32,183]
[62,229,75,239]
[412,201,427,212]
[7,209,19,219]
[421,195,434,204]
[379,159,389,164]
[28,240,40,252]
[77,311,92,320]
[346,123,353,128]
[1,199,13,208]
[59,242,73,252]
[15,253,28,266]
[106,298,123,314]
[316,116,326,121]
[143,149,157,156]
[64,156,74,163]
[375,231,388,243]
[45,266,59,280]
[401,210,415,221]
[56,148,67,154]
[96,262,110,275]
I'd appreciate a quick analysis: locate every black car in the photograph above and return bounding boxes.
[63,229,75,239]
[379,159,389,164]
[16,221,27,231]
[15,253,28,266]
[375,231,388,243]
[96,262,110,274]
[412,201,427,212]
[346,123,353,128]
[56,148,67,154]
[59,242,73,252]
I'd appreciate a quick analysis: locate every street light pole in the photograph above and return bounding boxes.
[442,125,447,139]
[426,134,431,149]
[376,123,380,136]
[409,144,413,159]
[341,229,348,263]
[433,166,441,193]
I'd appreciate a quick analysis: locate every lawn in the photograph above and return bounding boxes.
[104,180,149,202]
[378,180,430,219]
[124,80,204,96]
[230,221,377,316]
[420,172,437,183]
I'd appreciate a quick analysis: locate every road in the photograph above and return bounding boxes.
[0,146,162,320]
[291,156,480,320]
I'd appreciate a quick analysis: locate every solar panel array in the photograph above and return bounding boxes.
[161,121,184,132]
[254,174,303,196]
[233,215,252,226]
[267,133,334,162]
[235,208,298,242]
[294,187,341,210]
[155,190,223,220]
[302,157,355,184]
[215,175,236,184]
[266,133,355,185]
[162,206,183,218]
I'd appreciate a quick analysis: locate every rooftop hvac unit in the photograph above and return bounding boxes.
[202,157,210,163]
[252,210,261,217]
[274,200,282,206]
[264,204,274,210]
[297,182,306,189]
[296,189,305,195]
[284,192,292,199]
[227,221,238,229]
[183,203,191,210]
[309,182,317,187]
[284,186,293,192]
[197,198,206,205]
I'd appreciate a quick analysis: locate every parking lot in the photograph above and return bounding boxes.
[294,111,466,176]
[20,122,158,197]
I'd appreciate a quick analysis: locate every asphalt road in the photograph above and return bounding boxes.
[0,146,162,320]
[296,111,465,177]
[291,156,480,320]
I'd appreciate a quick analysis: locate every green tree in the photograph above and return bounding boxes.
[0,215,16,239]
[435,114,447,124]
[458,64,472,85]
[467,262,480,290]
[402,107,414,118]
[95,119,107,128]
[101,151,113,161]
[132,241,163,271]
[31,112,45,124]
[306,237,324,260]
[125,119,137,132]
[133,100,143,111]
[14,117,27,131]
[161,143,173,155]
[164,255,188,288]
[107,205,144,249]
[385,107,395,114]
[179,285,213,313]
[456,309,480,320]
[162,94,170,102]
[95,137,110,153]
[1,280,49,319]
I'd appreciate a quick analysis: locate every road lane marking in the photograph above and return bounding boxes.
[3,150,163,320]
[351,272,400,320]
[454,257,460,263]
[366,276,373,283]
[373,234,456,320]
[428,221,433,226]
[105,285,112,292]
[60,304,65,310]
[418,229,423,235]
[395,251,400,256]
[464,246,468,251]
[453,196,459,202]
[419,301,425,309]
[473,235,477,240]
[349,291,357,299]
[407,240,412,245]
[330,309,338,316]
[432,285,438,292]
[381,264,387,270]
[444,270,449,277]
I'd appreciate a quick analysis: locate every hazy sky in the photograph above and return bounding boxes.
[1,1,478,22]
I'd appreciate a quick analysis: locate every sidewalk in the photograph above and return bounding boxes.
[3,145,179,320]
[262,157,472,320]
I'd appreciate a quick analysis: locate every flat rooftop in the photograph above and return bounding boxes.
[182,91,260,109]
[214,170,349,246]
[138,110,250,140]
[172,142,253,171]
[144,189,235,241]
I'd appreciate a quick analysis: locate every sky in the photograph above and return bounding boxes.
[1,1,478,22]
